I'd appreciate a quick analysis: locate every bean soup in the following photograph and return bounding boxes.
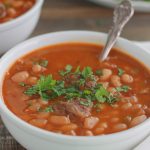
[3,43,150,136]
[0,0,35,23]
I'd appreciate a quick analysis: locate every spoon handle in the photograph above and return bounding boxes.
[99,0,134,61]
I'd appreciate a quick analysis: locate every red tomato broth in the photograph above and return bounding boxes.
[0,0,35,23]
[3,43,150,136]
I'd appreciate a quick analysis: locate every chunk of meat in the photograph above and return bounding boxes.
[64,74,80,85]
[85,81,97,88]
[53,99,93,118]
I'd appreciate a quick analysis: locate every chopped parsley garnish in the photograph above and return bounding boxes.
[116,85,131,92]
[39,60,49,67]
[95,86,109,103]
[74,66,80,74]
[81,66,93,79]
[34,59,49,67]
[24,75,57,100]
[24,65,128,108]
[118,68,124,76]
[44,106,53,112]
[24,86,38,96]
[19,82,26,87]
[79,100,92,107]
[59,64,72,76]
[95,69,102,76]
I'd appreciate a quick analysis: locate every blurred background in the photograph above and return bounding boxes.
[32,0,150,41]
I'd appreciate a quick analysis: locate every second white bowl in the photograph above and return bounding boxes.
[0,0,44,54]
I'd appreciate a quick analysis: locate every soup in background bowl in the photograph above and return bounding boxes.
[0,31,150,150]
[0,0,44,54]
[0,0,35,24]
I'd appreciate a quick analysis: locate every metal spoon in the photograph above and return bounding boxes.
[99,0,134,61]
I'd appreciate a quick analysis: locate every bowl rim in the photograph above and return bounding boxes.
[0,30,150,143]
[0,0,44,31]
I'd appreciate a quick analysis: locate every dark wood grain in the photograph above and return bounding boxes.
[32,0,150,41]
[0,0,150,150]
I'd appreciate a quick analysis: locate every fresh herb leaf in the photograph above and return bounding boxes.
[66,64,72,72]
[33,60,49,67]
[24,86,38,96]
[19,82,26,87]
[94,86,117,104]
[95,69,102,76]
[65,92,81,100]
[24,75,56,99]
[82,66,93,79]
[24,65,123,106]
[83,90,91,95]
[59,64,72,76]
[39,60,49,67]
[39,91,51,101]
[116,85,131,92]
[44,106,53,112]
[79,100,91,107]
[95,86,109,103]
[106,95,118,104]
[78,79,85,86]
[37,75,56,91]
[74,66,80,74]
[118,68,124,76]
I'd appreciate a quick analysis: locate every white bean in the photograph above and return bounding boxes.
[11,71,29,82]
[100,69,112,81]
[136,109,145,116]
[145,108,150,116]
[12,1,24,8]
[110,117,120,123]
[25,102,41,113]
[121,74,133,83]
[84,117,99,129]
[113,123,127,132]
[130,115,147,127]
[65,130,76,136]
[85,130,93,136]
[94,127,105,135]
[32,64,46,73]
[124,116,132,124]
[36,112,50,119]
[27,76,38,85]
[97,122,108,128]
[111,75,122,87]
[99,82,109,89]
[50,116,70,125]
[60,123,78,132]
[29,119,47,128]
[121,103,132,110]
[7,8,16,17]
[132,104,142,110]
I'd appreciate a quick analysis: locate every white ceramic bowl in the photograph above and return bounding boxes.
[0,31,150,150]
[0,0,44,54]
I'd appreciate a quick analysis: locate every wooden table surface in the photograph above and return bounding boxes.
[0,0,150,150]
